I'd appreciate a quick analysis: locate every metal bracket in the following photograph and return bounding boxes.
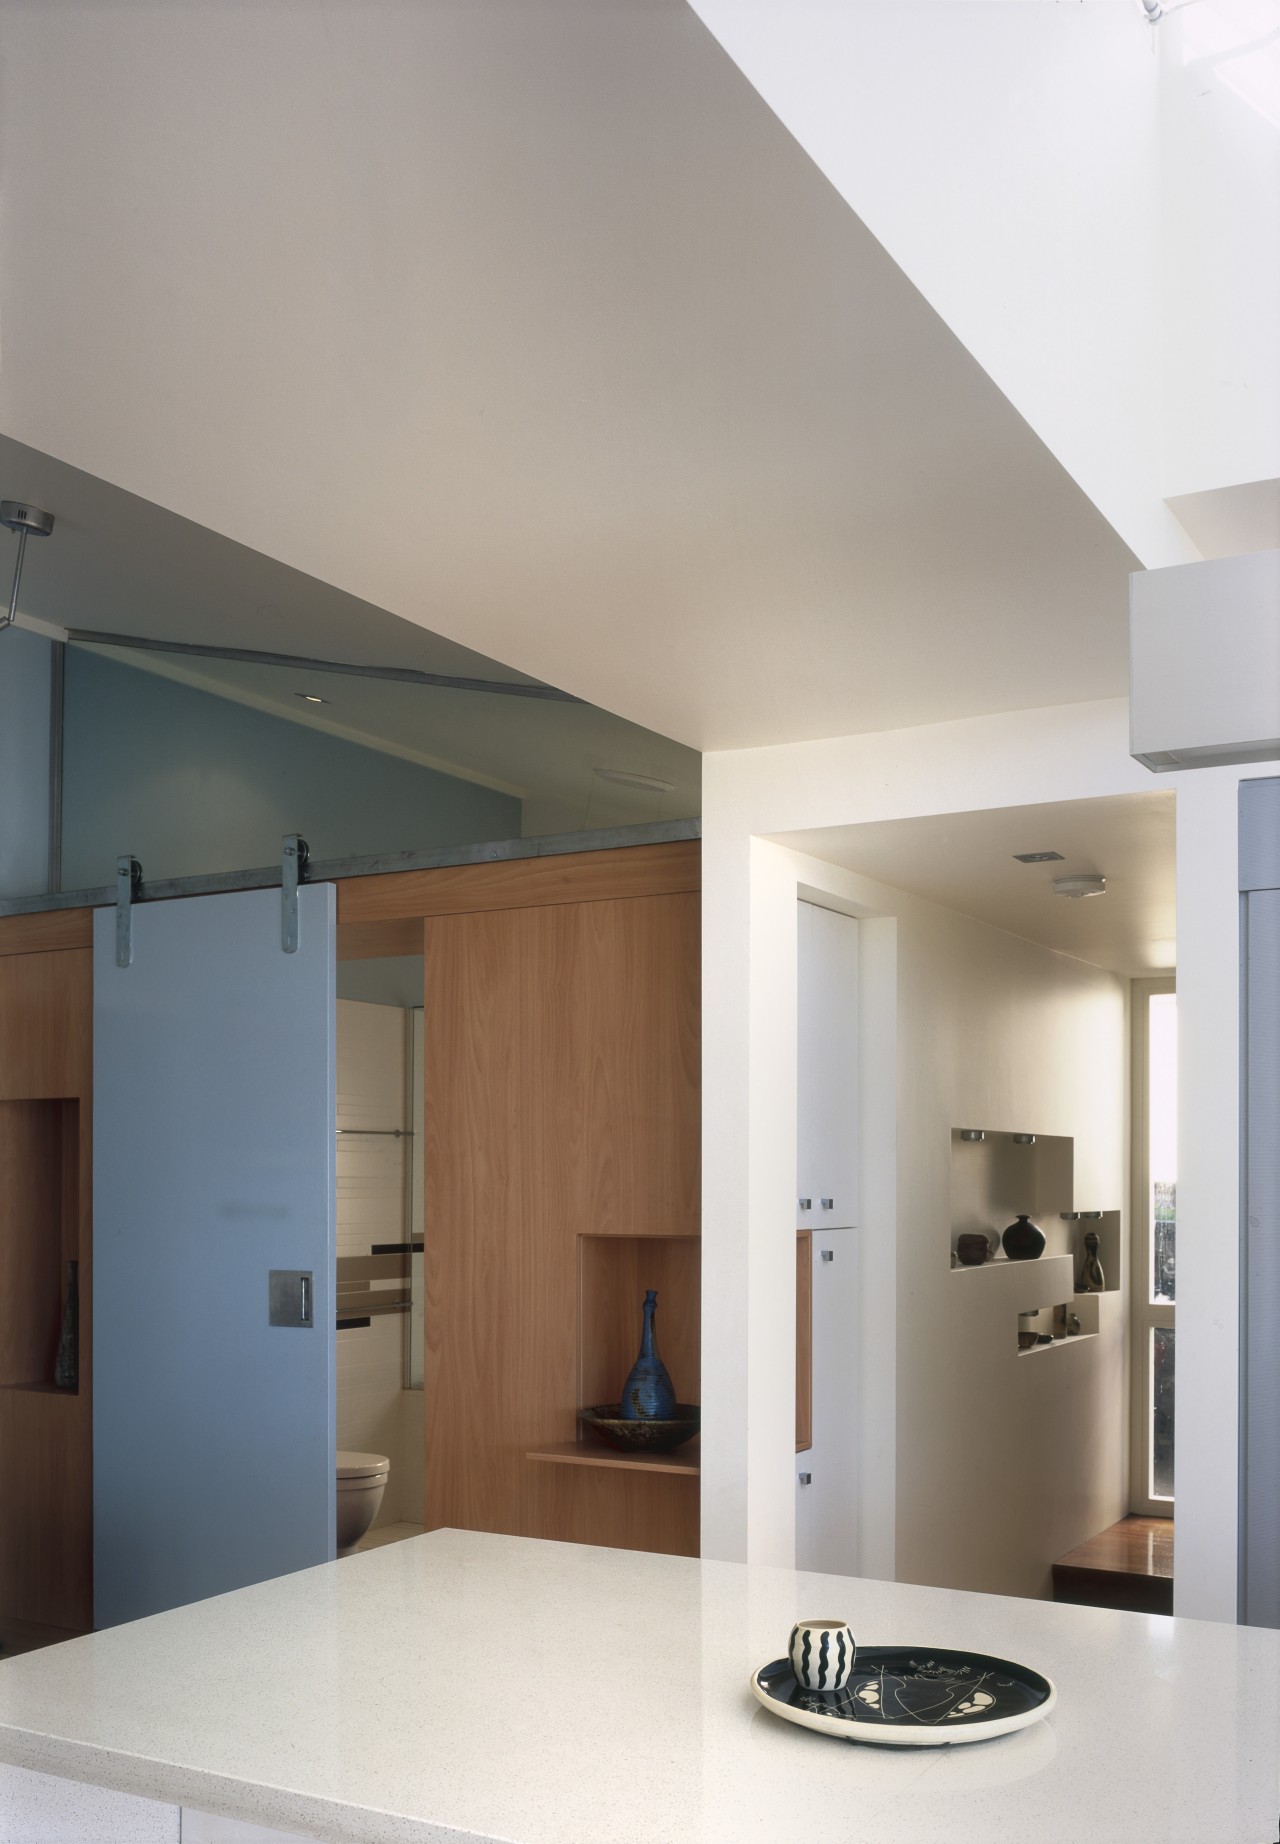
[281,834,309,953]
[115,856,142,968]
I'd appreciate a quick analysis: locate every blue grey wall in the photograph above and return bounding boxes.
[62,648,520,886]
[0,626,52,898]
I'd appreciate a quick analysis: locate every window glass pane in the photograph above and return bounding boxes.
[1148,992,1177,1305]
[1152,1326,1175,1500]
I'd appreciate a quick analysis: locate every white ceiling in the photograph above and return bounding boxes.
[0,0,1141,754]
[780,792,1177,977]
[0,432,699,836]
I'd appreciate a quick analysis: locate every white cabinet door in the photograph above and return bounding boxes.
[796,1228,859,1576]
[797,902,858,1230]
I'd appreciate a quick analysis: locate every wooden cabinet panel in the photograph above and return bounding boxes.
[0,945,92,1632]
[796,1232,812,1453]
[423,890,700,1557]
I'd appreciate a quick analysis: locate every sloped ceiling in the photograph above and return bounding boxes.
[0,0,1139,752]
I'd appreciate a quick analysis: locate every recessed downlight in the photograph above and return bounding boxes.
[594,768,676,793]
[1053,873,1106,900]
[296,692,328,705]
[1013,851,1064,863]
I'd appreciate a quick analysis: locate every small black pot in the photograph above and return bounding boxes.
[1001,1214,1045,1261]
[956,1234,992,1267]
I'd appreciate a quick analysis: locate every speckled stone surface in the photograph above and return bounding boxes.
[0,1529,1276,1844]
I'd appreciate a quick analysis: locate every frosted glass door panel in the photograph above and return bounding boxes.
[93,886,336,1626]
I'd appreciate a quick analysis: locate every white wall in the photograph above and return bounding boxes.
[1161,5,1280,510]
[688,0,1192,571]
[701,696,1279,1620]
[691,0,1280,566]
[734,841,1129,1599]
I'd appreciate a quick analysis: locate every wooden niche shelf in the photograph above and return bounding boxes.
[0,1100,81,1393]
[0,1094,92,1633]
[526,1233,702,1482]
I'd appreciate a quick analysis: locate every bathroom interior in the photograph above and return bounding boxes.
[333,955,427,1555]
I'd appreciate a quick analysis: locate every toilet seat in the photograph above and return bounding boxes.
[336,1450,390,1483]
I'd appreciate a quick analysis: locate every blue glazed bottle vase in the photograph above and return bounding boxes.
[620,1288,677,1421]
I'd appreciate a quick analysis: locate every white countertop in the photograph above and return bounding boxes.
[0,1529,1277,1844]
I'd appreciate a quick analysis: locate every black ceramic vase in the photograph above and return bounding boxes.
[1078,1230,1106,1293]
[1001,1215,1045,1262]
[619,1288,677,1420]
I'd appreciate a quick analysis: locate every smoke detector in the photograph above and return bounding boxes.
[1053,873,1106,900]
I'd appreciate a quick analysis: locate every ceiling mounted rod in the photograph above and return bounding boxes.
[0,500,55,632]
[64,628,583,702]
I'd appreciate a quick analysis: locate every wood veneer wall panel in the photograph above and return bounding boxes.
[423,890,700,1557]
[0,949,92,1100]
[796,1233,812,1454]
[339,839,699,926]
[0,910,94,958]
[0,947,92,1630]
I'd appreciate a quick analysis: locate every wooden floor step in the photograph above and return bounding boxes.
[1052,1516,1173,1616]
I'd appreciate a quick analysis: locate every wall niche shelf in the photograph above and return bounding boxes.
[1017,1332,1100,1358]
[526,1440,699,1478]
[0,1098,81,1395]
[577,1233,700,1424]
[0,934,94,1637]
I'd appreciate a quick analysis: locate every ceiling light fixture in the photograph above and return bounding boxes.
[1053,873,1107,900]
[594,768,676,793]
[1013,851,1064,864]
[0,499,56,632]
[295,692,328,705]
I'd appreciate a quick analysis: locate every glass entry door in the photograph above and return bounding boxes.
[1131,980,1176,1517]
[93,885,336,1625]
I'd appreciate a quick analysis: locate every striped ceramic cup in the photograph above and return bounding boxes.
[788,1619,856,1693]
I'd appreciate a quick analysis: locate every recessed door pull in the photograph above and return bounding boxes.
[821,1249,834,1262]
[820,1197,834,1210]
[798,1197,812,1211]
[798,1472,812,1486]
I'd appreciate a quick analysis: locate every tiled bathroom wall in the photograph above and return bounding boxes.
[336,999,424,1529]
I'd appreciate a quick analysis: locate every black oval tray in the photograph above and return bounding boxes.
[752,1645,1056,1747]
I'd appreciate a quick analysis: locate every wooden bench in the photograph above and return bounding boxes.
[1052,1516,1173,1615]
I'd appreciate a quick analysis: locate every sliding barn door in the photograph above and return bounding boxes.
[93,886,336,1625]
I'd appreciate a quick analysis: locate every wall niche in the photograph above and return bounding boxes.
[949,1129,1074,1263]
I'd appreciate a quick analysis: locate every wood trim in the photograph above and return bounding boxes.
[0,910,94,957]
[338,839,699,927]
[796,1231,813,1453]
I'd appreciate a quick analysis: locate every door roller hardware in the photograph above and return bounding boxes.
[115,856,142,968]
[281,834,309,953]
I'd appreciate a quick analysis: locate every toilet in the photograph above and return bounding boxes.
[336,1450,391,1556]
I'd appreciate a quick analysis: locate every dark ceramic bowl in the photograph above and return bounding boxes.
[579,1404,701,1453]
[956,1234,992,1267]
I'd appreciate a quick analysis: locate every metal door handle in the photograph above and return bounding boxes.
[798,1197,812,1211]
[798,1472,812,1485]
[820,1197,834,1210]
